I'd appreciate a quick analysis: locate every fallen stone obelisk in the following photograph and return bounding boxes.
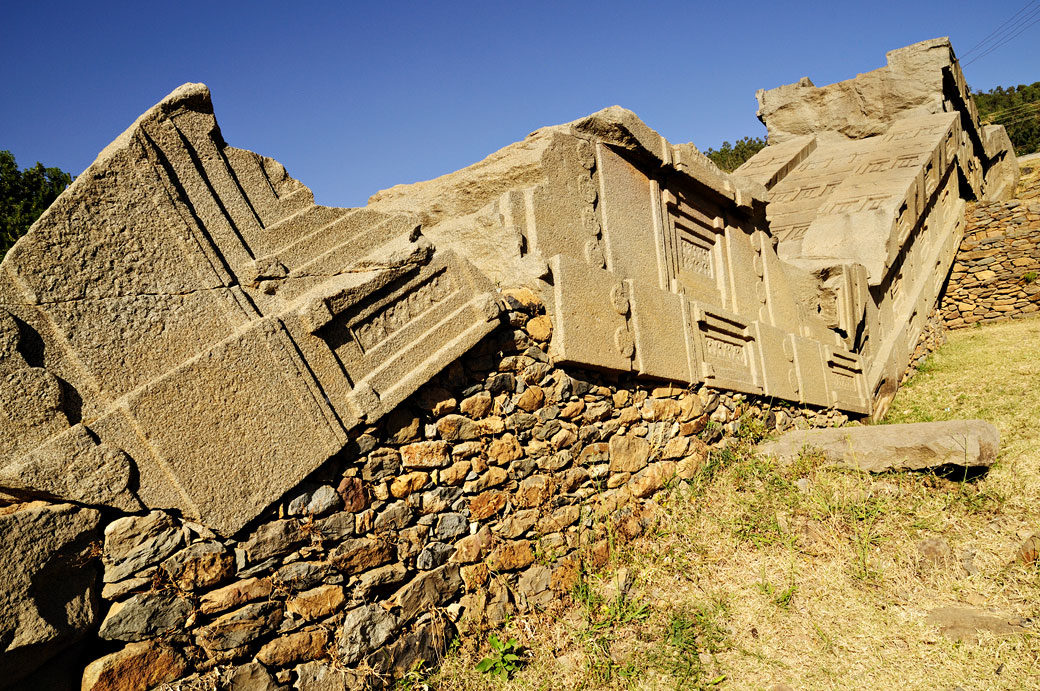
[737,37,1017,416]
[0,38,1017,537]
[757,419,1000,472]
[0,36,1022,690]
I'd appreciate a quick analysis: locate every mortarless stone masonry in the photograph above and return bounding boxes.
[0,38,1021,689]
[941,198,1040,327]
[55,295,847,691]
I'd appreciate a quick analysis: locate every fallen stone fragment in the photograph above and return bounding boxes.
[926,606,1032,643]
[758,420,1000,472]
[0,82,501,537]
[1016,534,1040,564]
[0,501,101,685]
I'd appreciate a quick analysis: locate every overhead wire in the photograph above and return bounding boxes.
[998,110,1040,127]
[963,6,1040,66]
[981,101,1040,122]
[959,0,1039,58]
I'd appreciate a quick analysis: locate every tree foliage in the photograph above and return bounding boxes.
[0,150,73,260]
[972,82,1040,156]
[703,136,768,173]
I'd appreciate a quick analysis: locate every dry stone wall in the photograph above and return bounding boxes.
[941,199,1040,327]
[0,37,1020,690]
[49,297,845,691]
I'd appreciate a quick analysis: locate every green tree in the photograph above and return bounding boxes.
[0,150,73,260]
[703,136,768,172]
[972,81,1040,156]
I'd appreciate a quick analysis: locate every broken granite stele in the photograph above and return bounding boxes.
[757,419,1000,473]
[0,37,1017,538]
[736,37,1018,414]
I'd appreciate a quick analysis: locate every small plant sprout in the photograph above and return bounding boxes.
[475,634,524,681]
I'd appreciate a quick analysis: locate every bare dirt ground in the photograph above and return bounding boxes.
[427,317,1040,691]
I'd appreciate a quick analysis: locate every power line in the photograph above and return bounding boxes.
[981,100,1040,121]
[998,110,1040,127]
[960,0,1039,58]
[964,9,1040,66]
[981,101,1040,120]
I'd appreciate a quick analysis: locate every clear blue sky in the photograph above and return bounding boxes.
[2,1,1037,208]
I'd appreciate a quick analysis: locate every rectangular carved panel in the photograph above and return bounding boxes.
[790,335,830,407]
[124,319,347,535]
[826,348,870,413]
[687,302,762,395]
[314,251,500,423]
[596,144,666,289]
[548,254,633,373]
[752,322,801,403]
[627,279,696,383]
[661,187,723,305]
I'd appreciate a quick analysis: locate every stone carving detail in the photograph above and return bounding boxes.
[738,37,1015,415]
[0,84,501,535]
[0,38,1019,534]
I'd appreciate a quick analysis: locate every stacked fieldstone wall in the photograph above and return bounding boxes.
[941,199,1040,328]
[36,291,853,691]
[902,309,948,383]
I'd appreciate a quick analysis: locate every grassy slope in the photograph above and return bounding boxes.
[425,318,1040,690]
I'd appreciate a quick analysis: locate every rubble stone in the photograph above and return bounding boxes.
[99,592,192,642]
[196,601,284,651]
[103,511,182,583]
[81,641,188,691]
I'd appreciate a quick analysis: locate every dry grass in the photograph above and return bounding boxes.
[424,319,1040,690]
